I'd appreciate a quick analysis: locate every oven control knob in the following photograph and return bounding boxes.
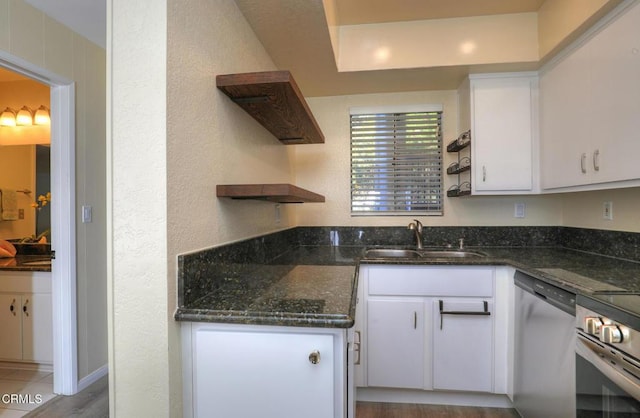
[600,324,624,344]
[584,316,604,335]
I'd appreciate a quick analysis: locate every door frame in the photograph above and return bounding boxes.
[0,52,78,395]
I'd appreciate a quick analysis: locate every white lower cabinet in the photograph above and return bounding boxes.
[0,272,53,364]
[367,298,425,389]
[0,293,23,360]
[433,298,493,392]
[183,322,349,418]
[360,265,508,397]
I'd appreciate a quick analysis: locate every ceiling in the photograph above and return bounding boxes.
[18,0,607,97]
[334,0,546,25]
[24,0,105,49]
[234,0,549,96]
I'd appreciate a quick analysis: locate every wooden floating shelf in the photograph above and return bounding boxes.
[216,184,325,203]
[216,71,325,145]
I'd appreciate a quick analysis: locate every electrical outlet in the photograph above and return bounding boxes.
[603,201,613,220]
[18,209,24,219]
[514,203,525,218]
[275,204,281,224]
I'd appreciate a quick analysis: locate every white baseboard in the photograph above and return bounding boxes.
[77,364,108,392]
[357,387,514,409]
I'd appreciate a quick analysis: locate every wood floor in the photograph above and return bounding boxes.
[21,379,521,418]
[23,375,108,418]
[356,402,521,418]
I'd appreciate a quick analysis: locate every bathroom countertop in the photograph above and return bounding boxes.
[0,255,52,272]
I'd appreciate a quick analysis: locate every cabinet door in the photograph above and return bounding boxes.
[367,298,425,389]
[433,298,493,392]
[0,294,22,360]
[588,3,640,184]
[472,76,534,192]
[540,43,592,190]
[22,293,53,363]
[193,328,335,418]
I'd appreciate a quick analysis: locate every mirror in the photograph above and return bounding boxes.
[0,144,50,242]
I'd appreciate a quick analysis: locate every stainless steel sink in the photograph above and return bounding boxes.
[363,248,486,259]
[364,249,422,259]
[419,250,486,258]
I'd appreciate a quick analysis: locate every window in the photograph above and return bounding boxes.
[350,106,443,215]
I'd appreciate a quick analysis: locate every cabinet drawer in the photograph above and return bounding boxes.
[368,266,493,297]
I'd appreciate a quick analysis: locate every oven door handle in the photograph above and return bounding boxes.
[577,333,640,402]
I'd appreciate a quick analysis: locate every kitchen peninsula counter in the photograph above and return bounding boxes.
[175,230,640,328]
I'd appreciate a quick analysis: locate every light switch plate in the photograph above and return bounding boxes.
[82,205,92,223]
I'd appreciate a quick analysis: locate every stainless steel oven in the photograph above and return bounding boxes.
[576,294,640,417]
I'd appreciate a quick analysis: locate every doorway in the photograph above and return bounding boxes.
[0,54,78,396]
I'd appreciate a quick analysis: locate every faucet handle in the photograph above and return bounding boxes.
[458,238,464,250]
[413,219,423,232]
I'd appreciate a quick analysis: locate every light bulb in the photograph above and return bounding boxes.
[0,107,16,127]
[34,105,50,125]
[16,106,34,125]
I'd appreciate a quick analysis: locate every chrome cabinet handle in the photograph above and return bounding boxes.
[482,166,487,182]
[10,298,16,316]
[354,331,361,365]
[438,300,490,330]
[593,149,600,171]
[22,298,29,317]
[414,311,417,329]
[309,350,321,365]
[581,153,587,173]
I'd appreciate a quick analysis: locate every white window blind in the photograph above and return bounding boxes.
[350,110,443,215]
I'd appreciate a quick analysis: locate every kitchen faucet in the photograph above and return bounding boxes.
[407,219,423,249]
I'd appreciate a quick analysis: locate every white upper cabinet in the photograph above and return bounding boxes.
[458,73,538,194]
[540,2,640,191]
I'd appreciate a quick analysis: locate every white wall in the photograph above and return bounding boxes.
[110,0,294,415]
[296,91,563,227]
[0,0,107,382]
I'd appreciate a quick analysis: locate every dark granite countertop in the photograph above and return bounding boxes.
[0,256,52,272]
[176,261,358,328]
[359,246,640,294]
[175,227,640,329]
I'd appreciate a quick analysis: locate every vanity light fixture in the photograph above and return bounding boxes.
[0,105,50,126]
[33,105,50,125]
[0,107,17,127]
[16,106,34,126]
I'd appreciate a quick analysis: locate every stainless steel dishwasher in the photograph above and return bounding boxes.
[514,271,577,418]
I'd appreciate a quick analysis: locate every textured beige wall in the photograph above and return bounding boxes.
[0,0,107,382]
[560,188,640,232]
[167,0,292,252]
[111,0,294,415]
[296,92,563,227]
